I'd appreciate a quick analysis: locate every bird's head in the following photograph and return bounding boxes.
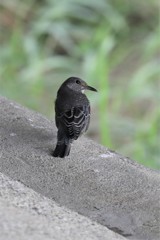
[63,77,97,93]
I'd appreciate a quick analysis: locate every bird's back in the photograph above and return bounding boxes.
[53,76,97,158]
[55,87,90,140]
[55,87,89,112]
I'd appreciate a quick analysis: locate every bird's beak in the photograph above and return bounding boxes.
[85,85,97,92]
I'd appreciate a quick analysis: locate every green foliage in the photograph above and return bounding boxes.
[0,0,159,169]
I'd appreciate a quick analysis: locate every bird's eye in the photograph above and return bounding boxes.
[76,79,81,85]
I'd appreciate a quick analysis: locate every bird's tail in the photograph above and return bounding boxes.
[53,141,71,158]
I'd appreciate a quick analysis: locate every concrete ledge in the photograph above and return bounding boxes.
[0,96,160,240]
[0,172,125,240]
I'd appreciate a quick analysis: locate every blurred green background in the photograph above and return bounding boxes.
[0,0,159,169]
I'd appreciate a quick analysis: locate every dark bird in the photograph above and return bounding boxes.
[53,76,97,158]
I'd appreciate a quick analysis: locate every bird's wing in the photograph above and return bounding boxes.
[57,105,90,140]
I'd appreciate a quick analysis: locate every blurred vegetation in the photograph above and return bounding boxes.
[0,0,159,169]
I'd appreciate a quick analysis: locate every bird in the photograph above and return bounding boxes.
[53,76,97,158]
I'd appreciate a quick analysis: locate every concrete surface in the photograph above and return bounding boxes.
[0,172,125,240]
[0,96,160,240]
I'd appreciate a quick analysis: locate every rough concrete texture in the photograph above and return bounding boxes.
[0,96,159,240]
[0,172,125,240]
